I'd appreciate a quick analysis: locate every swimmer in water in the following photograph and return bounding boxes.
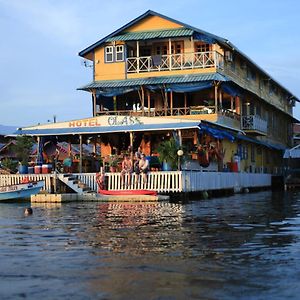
[24,207,33,216]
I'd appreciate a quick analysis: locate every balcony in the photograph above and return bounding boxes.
[126,51,224,74]
[241,115,268,135]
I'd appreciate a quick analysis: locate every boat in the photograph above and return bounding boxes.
[98,189,157,196]
[0,181,44,201]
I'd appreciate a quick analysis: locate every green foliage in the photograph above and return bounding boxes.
[1,158,18,173]
[12,136,34,166]
[156,137,179,170]
[108,155,119,167]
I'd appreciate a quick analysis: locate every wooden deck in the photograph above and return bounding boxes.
[0,171,272,195]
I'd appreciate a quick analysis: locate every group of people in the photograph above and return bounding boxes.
[121,150,149,187]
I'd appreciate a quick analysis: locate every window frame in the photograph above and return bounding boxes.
[115,45,124,62]
[105,46,114,63]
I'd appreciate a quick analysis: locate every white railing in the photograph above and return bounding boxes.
[73,173,98,191]
[0,174,53,193]
[105,171,182,193]
[182,171,271,192]
[241,115,268,134]
[126,51,224,73]
[0,171,272,195]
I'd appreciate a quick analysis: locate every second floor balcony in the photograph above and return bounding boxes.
[241,115,268,135]
[126,51,224,74]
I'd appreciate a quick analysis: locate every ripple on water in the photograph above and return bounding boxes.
[0,191,299,299]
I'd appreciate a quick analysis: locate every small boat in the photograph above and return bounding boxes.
[0,181,44,201]
[98,189,157,196]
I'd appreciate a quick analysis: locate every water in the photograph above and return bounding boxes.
[0,191,300,300]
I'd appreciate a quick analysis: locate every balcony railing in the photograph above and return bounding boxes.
[126,51,224,73]
[96,107,242,122]
[241,115,268,134]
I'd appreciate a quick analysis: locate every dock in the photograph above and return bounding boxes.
[31,193,170,203]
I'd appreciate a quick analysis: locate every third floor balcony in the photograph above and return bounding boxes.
[126,51,224,74]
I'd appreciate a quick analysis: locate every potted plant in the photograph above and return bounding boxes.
[12,136,34,174]
[108,155,119,172]
[156,137,180,171]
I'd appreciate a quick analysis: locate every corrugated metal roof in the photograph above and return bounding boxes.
[78,73,228,90]
[106,28,193,42]
[14,122,201,136]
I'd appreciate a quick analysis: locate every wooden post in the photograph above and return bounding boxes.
[164,90,168,116]
[136,41,140,73]
[79,135,83,173]
[170,91,173,115]
[231,96,234,110]
[219,90,223,110]
[184,93,187,114]
[36,136,41,164]
[168,38,172,71]
[141,86,145,116]
[235,96,240,115]
[92,90,97,117]
[147,90,151,116]
[214,84,218,113]
[113,96,117,111]
[178,129,182,146]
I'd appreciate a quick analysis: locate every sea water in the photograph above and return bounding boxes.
[0,191,299,299]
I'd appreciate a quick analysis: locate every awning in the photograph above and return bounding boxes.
[78,73,229,90]
[236,134,286,150]
[14,122,201,137]
[199,123,235,141]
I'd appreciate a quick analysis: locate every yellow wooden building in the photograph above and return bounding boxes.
[76,10,299,173]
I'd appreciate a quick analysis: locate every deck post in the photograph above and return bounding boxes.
[136,41,140,73]
[147,90,151,116]
[214,83,218,113]
[141,86,145,116]
[184,93,187,114]
[168,38,172,70]
[79,134,83,173]
[170,91,173,115]
[92,89,97,117]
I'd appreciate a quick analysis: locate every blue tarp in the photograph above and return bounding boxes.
[199,123,235,142]
[96,87,139,97]
[221,83,241,97]
[165,81,213,93]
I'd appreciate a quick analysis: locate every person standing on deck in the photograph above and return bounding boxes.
[121,154,133,187]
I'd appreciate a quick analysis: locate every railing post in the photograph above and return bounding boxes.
[136,41,140,73]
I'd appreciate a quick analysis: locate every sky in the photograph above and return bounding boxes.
[0,0,299,127]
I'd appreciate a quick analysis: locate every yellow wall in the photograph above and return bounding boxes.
[94,46,126,81]
[126,15,183,32]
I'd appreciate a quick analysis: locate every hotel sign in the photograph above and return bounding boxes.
[68,116,143,128]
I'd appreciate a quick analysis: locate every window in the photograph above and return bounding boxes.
[115,45,124,62]
[105,46,114,62]
[195,42,211,53]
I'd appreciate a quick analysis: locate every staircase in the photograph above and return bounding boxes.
[57,174,93,194]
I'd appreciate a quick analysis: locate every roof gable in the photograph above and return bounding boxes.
[124,15,183,33]
[78,10,223,57]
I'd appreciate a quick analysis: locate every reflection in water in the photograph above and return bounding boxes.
[0,191,299,299]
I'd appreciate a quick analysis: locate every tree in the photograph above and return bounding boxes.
[13,136,34,166]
